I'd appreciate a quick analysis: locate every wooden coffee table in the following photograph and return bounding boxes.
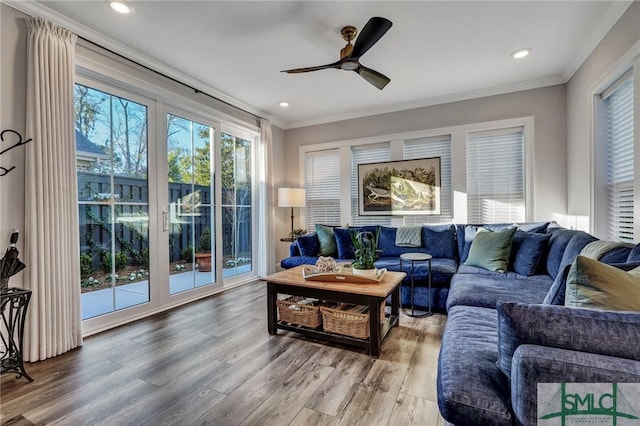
[261,265,405,357]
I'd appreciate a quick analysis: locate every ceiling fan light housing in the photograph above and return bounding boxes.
[341,61,359,71]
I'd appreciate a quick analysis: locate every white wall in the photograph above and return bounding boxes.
[0,4,29,288]
[566,1,640,238]
[0,3,287,286]
[278,85,567,260]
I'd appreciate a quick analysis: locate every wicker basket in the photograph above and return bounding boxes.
[276,296,322,329]
[320,302,386,339]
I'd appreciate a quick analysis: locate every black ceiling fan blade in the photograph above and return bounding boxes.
[356,66,390,90]
[281,61,341,74]
[350,17,392,60]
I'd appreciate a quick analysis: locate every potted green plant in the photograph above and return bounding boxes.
[350,228,383,276]
[194,226,212,272]
[290,228,307,240]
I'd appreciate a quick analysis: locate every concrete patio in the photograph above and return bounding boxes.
[81,265,252,319]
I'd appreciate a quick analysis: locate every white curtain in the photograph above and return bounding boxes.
[24,17,82,361]
[257,119,275,276]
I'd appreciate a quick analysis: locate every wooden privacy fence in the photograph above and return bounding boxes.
[77,172,251,271]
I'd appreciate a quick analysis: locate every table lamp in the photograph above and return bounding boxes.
[278,187,306,238]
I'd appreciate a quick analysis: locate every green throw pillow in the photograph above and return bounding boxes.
[464,227,516,273]
[565,256,640,312]
[315,224,337,256]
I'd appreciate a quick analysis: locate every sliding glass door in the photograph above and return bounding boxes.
[75,83,151,319]
[166,114,216,294]
[75,79,258,330]
[221,132,253,278]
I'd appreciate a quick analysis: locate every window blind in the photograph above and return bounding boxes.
[351,143,392,226]
[403,135,452,225]
[305,149,341,230]
[605,77,634,242]
[466,127,525,223]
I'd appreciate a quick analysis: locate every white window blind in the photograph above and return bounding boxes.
[605,76,634,242]
[466,127,525,223]
[351,143,392,226]
[403,135,452,225]
[305,149,341,230]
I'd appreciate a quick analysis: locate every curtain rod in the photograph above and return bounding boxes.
[79,36,266,122]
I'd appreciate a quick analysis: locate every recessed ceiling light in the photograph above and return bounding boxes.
[511,48,531,59]
[279,102,289,108]
[109,1,132,14]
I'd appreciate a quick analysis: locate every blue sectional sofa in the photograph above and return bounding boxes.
[438,226,640,426]
[280,222,550,312]
[281,222,640,425]
[281,223,460,311]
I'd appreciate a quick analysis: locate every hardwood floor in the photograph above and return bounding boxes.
[1,281,446,426]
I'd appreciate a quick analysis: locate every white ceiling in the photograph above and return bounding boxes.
[11,1,632,129]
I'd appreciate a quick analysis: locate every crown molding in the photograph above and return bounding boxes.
[285,75,564,129]
[4,0,283,129]
[560,0,633,82]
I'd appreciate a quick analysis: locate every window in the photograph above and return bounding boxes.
[221,132,254,276]
[351,143,392,226]
[604,75,634,242]
[466,128,525,223]
[166,114,216,293]
[403,135,452,224]
[305,150,341,229]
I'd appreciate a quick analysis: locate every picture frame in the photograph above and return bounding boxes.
[358,157,441,216]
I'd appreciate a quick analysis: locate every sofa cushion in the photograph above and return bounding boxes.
[516,221,550,233]
[333,228,355,259]
[456,223,514,262]
[422,224,457,259]
[496,302,640,378]
[447,272,552,311]
[296,232,320,257]
[543,260,640,306]
[565,256,640,311]
[378,226,430,258]
[599,245,634,264]
[437,306,513,426]
[333,226,380,259]
[628,243,640,262]
[509,230,550,276]
[280,255,322,269]
[560,231,598,265]
[545,228,580,279]
[542,264,571,305]
[465,227,516,273]
[315,224,337,257]
[374,257,458,288]
[511,346,640,426]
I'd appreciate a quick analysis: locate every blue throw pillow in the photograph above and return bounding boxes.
[422,224,456,259]
[628,243,640,262]
[334,226,380,259]
[334,228,355,259]
[509,230,550,276]
[517,221,550,233]
[296,233,320,257]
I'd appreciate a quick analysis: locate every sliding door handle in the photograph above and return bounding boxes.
[162,210,169,232]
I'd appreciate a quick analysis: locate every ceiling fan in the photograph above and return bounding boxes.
[281,17,393,90]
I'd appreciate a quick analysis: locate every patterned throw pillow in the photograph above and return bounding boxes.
[565,256,640,311]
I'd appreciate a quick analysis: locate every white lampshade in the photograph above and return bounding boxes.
[278,188,306,207]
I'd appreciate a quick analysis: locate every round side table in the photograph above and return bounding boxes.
[399,253,432,317]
